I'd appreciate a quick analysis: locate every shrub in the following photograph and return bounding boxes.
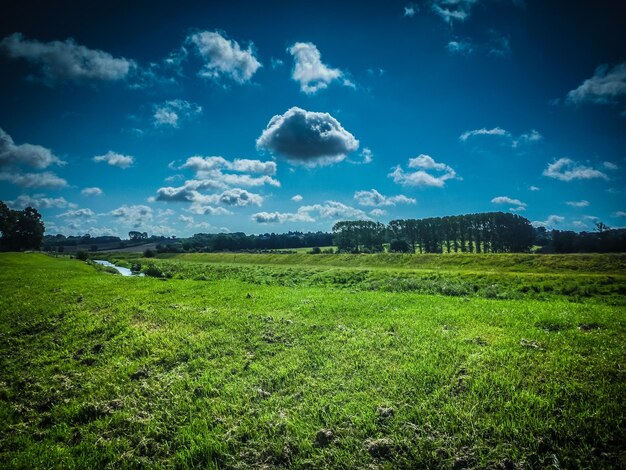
[131,263,142,273]
[389,239,411,253]
[308,246,322,254]
[144,248,156,258]
[76,250,89,261]
[144,264,164,278]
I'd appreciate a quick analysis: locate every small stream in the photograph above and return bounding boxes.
[94,260,144,277]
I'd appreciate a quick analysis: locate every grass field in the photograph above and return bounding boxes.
[1,252,625,468]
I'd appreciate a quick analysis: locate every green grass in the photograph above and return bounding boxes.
[1,253,625,468]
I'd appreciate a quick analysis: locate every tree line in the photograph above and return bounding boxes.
[333,212,536,253]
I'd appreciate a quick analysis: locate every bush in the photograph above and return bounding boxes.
[144,264,164,278]
[144,248,156,258]
[76,250,89,261]
[308,246,322,254]
[131,263,142,273]
[389,239,411,253]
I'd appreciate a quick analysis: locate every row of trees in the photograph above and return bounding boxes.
[536,226,626,253]
[165,231,334,252]
[0,201,45,251]
[333,212,535,253]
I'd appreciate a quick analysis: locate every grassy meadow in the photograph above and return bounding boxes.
[0,252,624,468]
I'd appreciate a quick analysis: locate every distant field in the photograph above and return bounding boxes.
[1,253,624,468]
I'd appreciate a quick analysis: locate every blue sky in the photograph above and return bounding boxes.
[1,0,625,237]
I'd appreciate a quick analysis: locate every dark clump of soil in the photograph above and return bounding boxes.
[365,438,393,458]
[315,428,334,447]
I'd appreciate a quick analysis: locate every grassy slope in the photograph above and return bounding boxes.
[0,253,624,469]
[150,252,626,274]
[102,252,626,305]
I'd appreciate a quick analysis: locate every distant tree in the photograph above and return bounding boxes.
[0,201,45,251]
[308,246,322,254]
[76,250,89,261]
[129,231,148,241]
[595,222,609,233]
[143,248,156,258]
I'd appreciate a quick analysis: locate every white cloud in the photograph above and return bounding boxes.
[566,200,590,208]
[0,128,64,169]
[0,33,134,84]
[81,187,103,196]
[460,127,510,141]
[603,161,618,170]
[351,147,373,164]
[291,194,303,202]
[432,0,478,23]
[299,201,369,220]
[215,188,263,207]
[532,215,565,228]
[109,205,153,227]
[256,107,359,166]
[251,211,315,224]
[543,158,608,182]
[512,129,542,147]
[187,31,261,83]
[156,183,263,216]
[370,209,387,217]
[389,154,459,188]
[7,194,75,210]
[354,189,416,207]
[566,63,626,105]
[93,151,134,169]
[491,196,527,211]
[529,186,540,191]
[253,200,368,224]
[0,170,67,188]
[572,220,587,229]
[447,40,474,55]
[460,127,542,147]
[180,156,276,175]
[153,99,202,128]
[58,208,96,220]
[404,4,417,17]
[288,42,345,94]
[613,211,626,218]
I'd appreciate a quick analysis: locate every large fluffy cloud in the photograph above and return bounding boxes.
[256,107,359,166]
[288,42,346,94]
[155,155,274,216]
[389,154,459,188]
[566,63,626,105]
[0,128,64,169]
[543,158,608,182]
[0,33,134,83]
[354,189,416,207]
[186,31,261,83]
[93,151,134,169]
